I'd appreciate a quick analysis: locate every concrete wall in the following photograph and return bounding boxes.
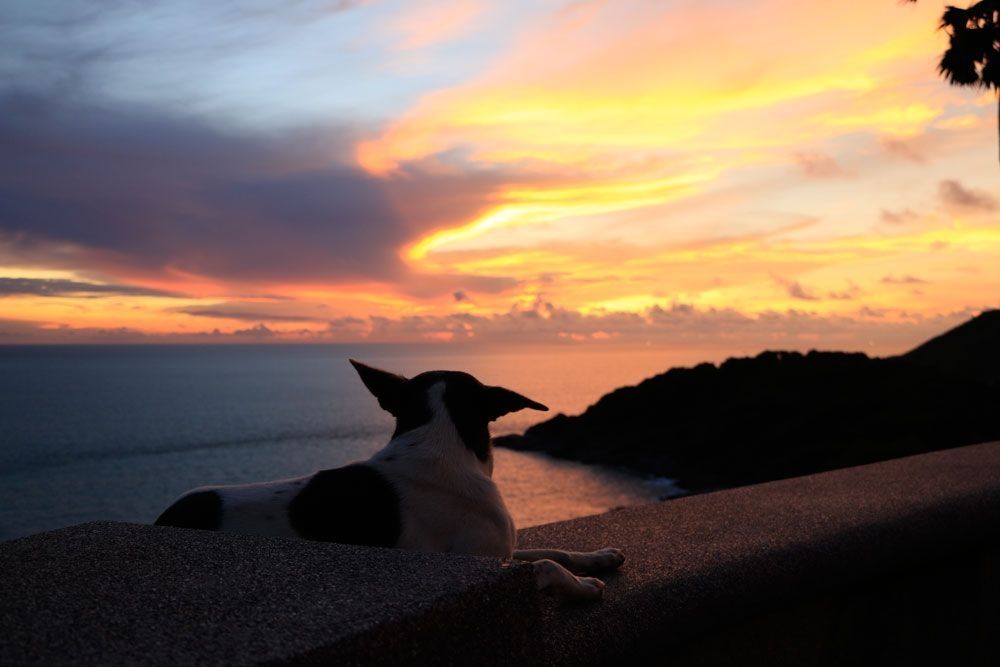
[3,441,999,665]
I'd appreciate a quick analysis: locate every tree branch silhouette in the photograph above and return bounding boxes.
[908,1,999,164]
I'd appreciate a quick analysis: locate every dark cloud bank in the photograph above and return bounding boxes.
[0,89,518,296]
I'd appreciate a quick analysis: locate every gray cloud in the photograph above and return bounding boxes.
[788,282,819,300]
[773,276,819,301]
[827,281,862,301]
[939,179,997,212]
[793,152,847,178]
[177,308,325,323]
[0,277,183,298]
[0,317,282,343]
[232,323,275,337]
[170,297,346,323]
[879,135,927,163]
[881,274,927,285]
[879,208,919,224]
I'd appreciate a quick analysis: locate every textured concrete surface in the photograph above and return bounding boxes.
[3,441,999,666]
[0,522,538,666]
[665,541,1000,666]
[518,440,1000,665]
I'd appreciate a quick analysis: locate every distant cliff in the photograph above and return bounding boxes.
[902,309,1000,384]
[495,311,1000,494]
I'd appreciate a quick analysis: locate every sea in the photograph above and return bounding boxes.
[0,344,703,542]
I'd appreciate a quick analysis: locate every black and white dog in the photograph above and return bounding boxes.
[155,360,624,600]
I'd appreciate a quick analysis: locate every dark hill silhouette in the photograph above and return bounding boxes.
[495,310,1000,494]
[902,310,1000,384]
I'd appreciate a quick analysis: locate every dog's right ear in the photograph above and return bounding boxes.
[350,360,409,415]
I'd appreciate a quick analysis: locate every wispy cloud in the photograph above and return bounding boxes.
[0,277,182,298]
[793,152,848,178]
[827,281,862,301]
[939,179,997,212]
[389,0,488,51]
[176,308,326,323]
[881,274,927,285]
[880,208,920,224]
[774,276,820,301]
[879,134,928,163]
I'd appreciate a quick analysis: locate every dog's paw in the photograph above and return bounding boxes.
[572,576,605,602]
[573,547,625,573]
[533,559,606,602]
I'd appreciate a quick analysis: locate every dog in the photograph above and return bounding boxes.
[155,360,624,600]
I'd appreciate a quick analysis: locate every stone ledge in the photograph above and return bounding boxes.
[0,522,538,666]
[3,441,999,665]
[518,440,1000,664]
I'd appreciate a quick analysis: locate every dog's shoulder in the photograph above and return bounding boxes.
[287,463,402,547]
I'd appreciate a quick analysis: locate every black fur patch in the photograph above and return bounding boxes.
[443,379,492,461]
[287,464,402,547]
[390,384,434,438]
[407,371,493,461]
[154,490,222,530]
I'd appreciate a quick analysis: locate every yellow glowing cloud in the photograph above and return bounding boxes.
[431,211,1000,321]
[360,0,945,175]
[814,103,941,136]
[359,0,969,302]
[0,267,81,280]
[405,171,716,262]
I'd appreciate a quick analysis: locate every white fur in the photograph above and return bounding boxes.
[368,383,517,558]
[206,475,311,538]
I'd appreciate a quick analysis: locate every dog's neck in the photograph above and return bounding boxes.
[374,382,494,479]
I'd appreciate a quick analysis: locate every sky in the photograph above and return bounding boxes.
[1,0,997,354]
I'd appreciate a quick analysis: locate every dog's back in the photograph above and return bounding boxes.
[155,463,402,546]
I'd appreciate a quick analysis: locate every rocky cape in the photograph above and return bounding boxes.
[494,310,1000,495]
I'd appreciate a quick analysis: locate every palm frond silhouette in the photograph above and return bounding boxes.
[909,1,999,163]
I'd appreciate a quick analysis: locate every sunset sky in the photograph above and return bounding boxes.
[1,0,997,353]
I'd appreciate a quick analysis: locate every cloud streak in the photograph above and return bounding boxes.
[0,277,182,298]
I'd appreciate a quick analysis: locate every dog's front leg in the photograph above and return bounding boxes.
[513,547,625,575]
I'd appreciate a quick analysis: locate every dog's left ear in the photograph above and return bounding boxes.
[483,386,548,422]
[350,360,409,415]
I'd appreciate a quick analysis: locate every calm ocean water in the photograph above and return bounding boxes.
[0,344,700,541]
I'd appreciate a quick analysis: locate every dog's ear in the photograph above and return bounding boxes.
[483,385,548,422]
[350,360,409,414]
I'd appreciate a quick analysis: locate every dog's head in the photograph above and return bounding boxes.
[350,360,548,462]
